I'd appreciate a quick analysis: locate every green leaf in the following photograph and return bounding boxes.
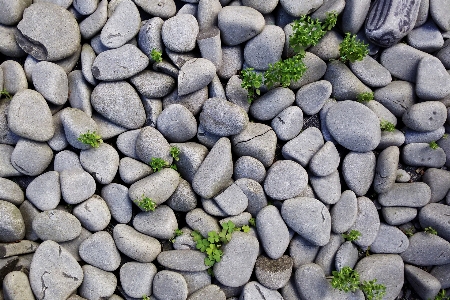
[77,130,103,148]
[242,225,250,233]
[149,157,169,172]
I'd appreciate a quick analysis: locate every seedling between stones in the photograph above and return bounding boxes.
[429,141,439,150]
[342,229,361,242]
[339,33,369,63]
[357,92,374,103]
[425,226,438,235]
[150,49,163,62]
[77,130,103,148]
[134,195,157,212]
[380,120,395,132]
[0,89,12,100]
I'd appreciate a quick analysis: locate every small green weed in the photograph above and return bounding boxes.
[434,289,450,300]
[248,217,256,227]
[339,33,369,63]
[289,16,325,52]
[241,68,263,103]
[361,279,387,300]
[357,92,374,103]
[143,295,150,300]
[323,11,338,30]
[403,228,414,237]
[151,49,163,62]
[380,120,395,132]
[425,226,438,235]
[332,267,386,300]
[343,230,361,242]
[429,141,439,150]
[149,157,170,172]
[443,134,448,139]
[0,89,12,100]
[78,130,103,148]
[264,53,307,89]
[170,228,184,243]
[135,195,157,212]
[170,146,181,161]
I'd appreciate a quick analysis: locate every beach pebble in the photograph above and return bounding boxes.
[131,70,175,98]
[2,270,34,300]
[342,151,375,196]
[271,106,303,142]
[153,270,188,300]
[256,205,290,259]
[134,0,176,18]
[73,195,111,232]
[101,183,133,224]
[416,56,450,100]
[178,58,216,96]
[0,178,24,206]
[402,142,446,168]
[430,0,450,31]
[335,241,359,270]
[264,160,308,201]
[423,168,450,202]
[378,182,431,207]
[79,231,121,272]
[405,264,442,300]
[133,205,178,239]
[401,232,450,266]
[120,262,157,299]
[408,19,444,53]
[244,25,285,70]
[251,87,295,121]
[310,170,341,205]
[60,169,96,204]
[32,61,68,105]
[157,250,209,272]
[162,14,199,52]
[26,171,60,211]
[80,143,119,184]
[382,207,418,226]
[349,55,392,88]
[373,146,399,194]
[370,223,410,253]
[214,183,248,216]
[282,127,324,167]
[234,156,266,183]
[79,265,117,300]
[0,200,26,243]
[330,190,358,234]
[10,139,53,176]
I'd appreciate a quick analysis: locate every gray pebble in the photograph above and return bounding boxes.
[315,233,344,276]
[59,227,92,262]
[0,178,23,206]
[185,208,221,238]
[382,207,418,226]
[10,139,53,176]
[202,197,228,217]
[402,142,446,168]
[79,265,117,300]
[73,0,98,15]
[436,39,450,69]
[295,80,332,116]
[254,255,293,291]
[218,46,243,79]
[430,0,450,31]
[405,264,441,300]
[282,127,324,167]
[330,190,358,234]
[240,281,283,299]
[137,0,176,18]
[233,156,266,183]
[198,27,222,70]
[308,30,342,61]
[3,270,34,300]
[116,129,140,159]
[309,141,340,177]
[79,231,121,271]
[32,61,68,105]
[396,169,411,182]
[136,125,173,165]
[335,241,359,270]
[264,160,308,201]
[349,55,392,88]
[91,81,146,129]
[178,58,216,96]
[256,205,290,259]
[415,0,430,27]
[0,200,26,242]
[32,209,81,242]
[79,0,107,40]
[80,143,119,184]
[289,234,319,269]
[157,250,209,272]
[61,107,98,150]
[68,70,93,116]
[113,224,161,263]
[416,56,450,100]
[92,44,149,81]
[0,0,32,26]
[348,197,380,248]
[341,0,371,34]
[138,17,164,59]
[157,104,197,142]
[133,205,178,239]
[379,182,431,207]
[235,178,267,217]
[153,270,188,300]
[1,60,28,96]
[279,0,322,17]
[214,183,248,216]
[289,52,327,90]
[29,240,83,300]
[26,171,60,211]
[224,75,249,112]
[271,106,303,142]
[60,169,96,204]
[120,262,156,299]
[170,142,208,184]
[342,151,375,196]
[101,183,132,224]
[16,2,80,60]
[401,232,450,265]
[430,264,450,289]
[419,203,450,242]
[250,87,295,121]
[178,270,211,296]
[408,19,444,53]
[373,146,400,194]
[370,223,410,253]
[165,178,198,213]
[374,80,416,117]
[218,6,265,46]
[100,0,140,48]
[293,263,337,300]
[162,14,199,53]
[164,87,209,116]
[131,70,175,98]
[47,111,68,151]
[310,170,341,205]
[0,145,21,177]
[311,0,346,21]
[423,168,450,202]
[188,284,225,300]
[405,126,445,144]
[244,25,285,70]
[73,195,111,232]
[197,122,222,148]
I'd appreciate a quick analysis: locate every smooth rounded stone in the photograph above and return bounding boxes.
[355,254,404,300]
[153,270,188,300]
[130,71,175,99]
[60,169,96,204]
[271,106,303,142]
[370,223,410,254]
[79,0,107,40]
[3,270,34,300]
[100,0,140,48]
[129,168,180,205]
[405,264,441,300]
[340,0,371,33]
[10,139,53,176]
[32,210,81,242]
[73,195,111,232]
[243,25,285,70]
[405,126,445,144]
[349,55,392,88]
[120,262,156,299]
[373,147,399,195]
[420,203,450,242]
[224,75,250,112]
[31,61,68,106]
[197,123,222,148]
[202,198,228,217]
[213,231,259,287]
[217,6,265,46]
[380,43,430,83]
[327,100,381,152]
[278,0,321,17]
[281,197,331,246]
[25,171,59,211]
[254,255,293,291]
[218,46,242,79]
[7,89,54,142]
[233,179,266,217]
[113,224,161,263]
[295,80,331,116]
[423,168,450,202]
[0,0,32,25]
[79,231,121,272]
[157,250,209,272]
[365,0,420,47]
[402,142,446,167]
[250,87,295,121]
[80,142,119,184]
[239,281,284,300]
[0,200,25,243]
[382,207,418,226]
[16,2,80,60]
[256,205,290,260]
[116,129,140,159]
[439,135,450,168]
[170,142,208,184]
[431,264,450,289]
[348,197,380,248]
[91,44,149,81]
[320,99,337,142]
[308,30,342,61]
[233,156,266,183]
[0,145,21,177]
[330,190,358,234]
[133,205,178,239]
[402,101,447,132]
[213,183,248,216]
[47,110,68,149]
[0,178,23,206]
[324,60,371,101]
[164,87,208,117]
[93,112,129,139]
[396,169,411,183]
[288,234,319,269]
[310,171,341,205]
[197,26,222,70]
[282,127,324,167]
[188,284,225,300]
[178,58,216,96]
[60,107,97,150]
[67,70,92,117]
[79,265,116,300]
[72,0,98,15]
[162,14,199,53]
[231,123,277,168]
[91,81,146,129]
[1,60,28,95]
[264,160,308,201]
[309,141,340,177]
[408,19,444,52]
[430,0,450,31]
[437,40,450,69]
[415,0,430,27]
[314,233,344,276]
[29,240,83,300]
[138,17,164,59]
[177,270,211,296]
[288,52,326,90]
[342,151,375,196]
[0,24,27,57]
[294,263,339,300]
[134,0,175,18]
[58,227,92,261]
[142,97,163,128]
[416,56,450,100]
[156,104,197,143]
[374,81,416,118]
[186,208,220,238]
[335,241,359,270]
[401,232,450,265]
[100,184,132,224]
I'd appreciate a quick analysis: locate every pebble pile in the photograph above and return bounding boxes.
[0,0,450,299]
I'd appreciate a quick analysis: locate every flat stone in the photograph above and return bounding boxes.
[282,127,324,167]
[374,80,417,117]
[244,25,285,70]
[162,14,199,53]
[342,151,375,196]
[408,19,445,53]
[130,70,175,99]
[256,205,290,259]
[315,233,344,276]
[157,104,197,143]
[341,0,371,33]
[335,241,359,270]
[348,197,380,248]
[308,30,342,61]
[330,190,358,234]
[79,265,116,300]
[135,0,175,18]
[271,106,303,142]
[120,262,157,299]
[295,80,332,116]
[16,2,80,60]
[32,61,68,105]
[3,270,34,300]
[405,264,442,300]
[135,126,172,164]
[235,178,267,217]
[26,171,60,211]
[188,284,226,300]
[419,203,450,243]
[423,168,450,203]
[416,56,450,100]
[32,209,81,242]
[153,270,188,300]
[0,178,24,206]
[264,160,308,201]
[309,141,340,177]
[382,207,418,226]
[80,142,119,184]
[185,208,221,240]
[289,52,327,90]
[234,156,266,183]
[1,60,28,95]
[240,281,284,299]
[133,205,178,239]
[402,142,446,168]
[310,170,342,205]
[294,263,337,300]
[178,58,216,96]
[79,0,107,40]
[405,126,445,144]
[378,182,431,207]
[79,231,121,272]
[157,250,209,272]
[370,223,410,253]
[431,264,450,289]
[349,55,392,88]
[288,234,320,269]
[430,0,450,31]
[213,183,248,216]
[401,232,450,266]
[0,0,32,26]
[73,195,111,232]
[250,87,295,121]
[0,200,25,243]
[373,146,400,194]
[60,169,96,205]
[197,27,222,70]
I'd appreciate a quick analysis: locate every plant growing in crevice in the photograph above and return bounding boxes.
[149,156,178,172]
[331,267,386,300]
[0,89,12,100]
[78,130,103,148]
[429,141,439,150]
[343,230,361,242]
[170,228,184,243]
[170,146,181,161]
[357,92,374,103]
[339,33,369,63]
[434,289,450,300]
[241,68,263,103]
[264,53,307,89]
[248,217,256,227]
[380,120,395,132]
[425,226,438,235]
[150,49,163,63]
[134,195,157,212]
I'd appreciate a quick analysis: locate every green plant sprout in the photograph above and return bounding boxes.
[143,295,150,300]
[403,228,414,237]
[241,68,263,103]
[331,267,386,300]
[78,130,103,148]
[170,146,181,161]
[150,49,163,62]
[134,195,157,212]
[339,33,369,63]
[264,53,307,89]
[380,120,395,132]
[443,134,448,139]
[170,228,184,243]
[357,92,374,103]
[323,11,338,30]
[429,141,439,150]
[425,226,438,235]
[149,157,169,172]
[0,89,12,100]
[434,289,450,300]
[342,230,361,242]
[249,217,256,227]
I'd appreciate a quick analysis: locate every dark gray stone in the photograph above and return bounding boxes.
[405,264,442,300]
[416,56,450,100]
[282,127,324,167]
[349,197,380,248]
[408,19,444,52]
[342,151,375,196]
[431,264,450,289]
[423,168,450,202]
[341,0,371,34]
[166,178,198,212]
[373,146,400,194]
[330,190,358,234]
[401,232,450,266]
[419,203,450,242]
[370,223,410,253]
[402,142,446,168]
[405,126,445,144]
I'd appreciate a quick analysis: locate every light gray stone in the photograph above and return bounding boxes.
[310,170,341,205]
[10,139,53,176]
[330,190,358,234]
[32,210,81,242]
[153,270,188,300]
[120,262,156,299]
[32,61,68,105]
[349,197,380,248]
[0,178,24,206]
[162,14,199,53]
[79,231,121,272]
[342,151,375,196]
[73,195,111,232]
[370,223,410,253]
[79,265,116,300]
[401,232,450,266]
[282,127,324,167]
[79,0,107,40]
[244,25,285,70]
[157,250,209,272]
[60,169,96,205]
[26,171,60,211]
[0,200,25,243]
[264,160,308,201]
[133,205,178,239]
